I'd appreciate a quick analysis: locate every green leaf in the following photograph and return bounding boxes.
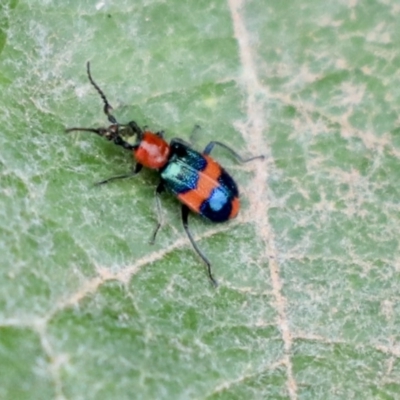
[1,0,399,399]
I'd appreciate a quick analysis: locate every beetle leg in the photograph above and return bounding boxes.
[149,182,165,244]
[189,124,202,145]
[95,163,143,186]
[181,205,218,287]
[203,141,265,163]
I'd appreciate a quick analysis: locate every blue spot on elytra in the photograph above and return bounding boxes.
[209,187,228,211]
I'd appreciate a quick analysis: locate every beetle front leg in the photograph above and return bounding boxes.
[95,163,143,186]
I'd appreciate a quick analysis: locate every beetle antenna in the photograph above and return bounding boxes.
[86,61,117,124]
[65,127,108,136]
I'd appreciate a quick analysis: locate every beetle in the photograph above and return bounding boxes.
[66,62,264,286]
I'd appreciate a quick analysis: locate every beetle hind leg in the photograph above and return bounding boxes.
[181,205,218,287]
[95,163,143,186]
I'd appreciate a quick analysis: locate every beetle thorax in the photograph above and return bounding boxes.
[134,131,170,169]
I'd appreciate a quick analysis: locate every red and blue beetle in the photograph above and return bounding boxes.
[67,62,264,286]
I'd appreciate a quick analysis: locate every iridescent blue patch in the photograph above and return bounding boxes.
[208,187,228,211]
[200,188,232,222]
[161,162,199,194]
